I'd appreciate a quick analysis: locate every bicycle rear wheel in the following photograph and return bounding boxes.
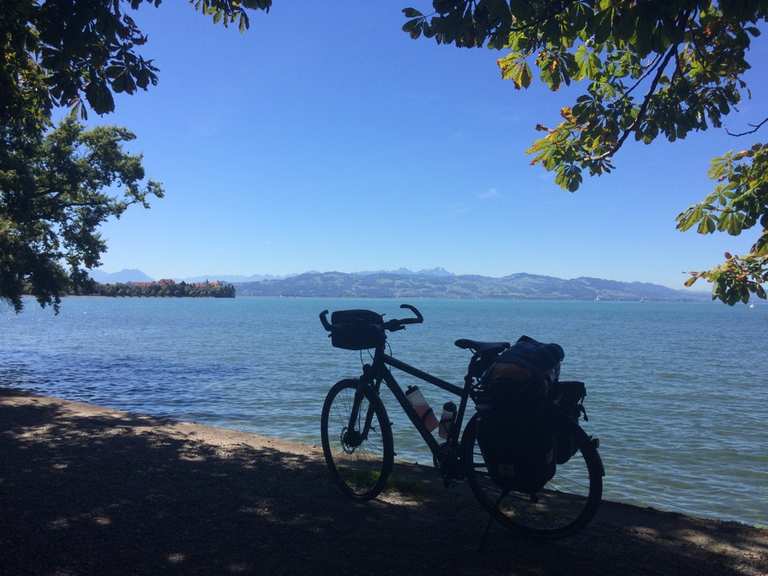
[461,414,603,538]
[321,379,393,501]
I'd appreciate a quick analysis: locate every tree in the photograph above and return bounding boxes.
[1,1,272,121]
[0,114,163,312]
[402,1,767,304]
[85,279,236,298]
[1,0,271,311]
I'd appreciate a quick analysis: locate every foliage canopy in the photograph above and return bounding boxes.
[1,0,272,311]
[403,0,768,303]
[90,279,235,298]
[0,114,163,312]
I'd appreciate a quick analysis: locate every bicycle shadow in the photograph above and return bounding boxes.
[0,388,765,576]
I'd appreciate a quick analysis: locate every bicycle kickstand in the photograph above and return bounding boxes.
[478,489,509,553]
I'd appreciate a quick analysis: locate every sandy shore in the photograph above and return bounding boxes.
[1,387,766,576]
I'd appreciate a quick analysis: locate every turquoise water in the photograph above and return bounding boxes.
[1,296,766,525]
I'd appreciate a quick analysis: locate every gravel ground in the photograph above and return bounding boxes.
[1,388,766,576]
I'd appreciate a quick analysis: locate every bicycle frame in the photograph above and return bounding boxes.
[348,343,475,463]
[324,307,604,538]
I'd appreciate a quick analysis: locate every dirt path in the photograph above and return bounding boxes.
[1,388,766,576]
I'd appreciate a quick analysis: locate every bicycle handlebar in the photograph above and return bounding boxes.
[383,304,424,331]
[396,304,424,325]
[318,304,424,333]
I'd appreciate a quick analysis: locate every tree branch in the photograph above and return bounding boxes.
[622,52,664,99]
[726,117,768,137]
[508,0,576,33]
[586,44,679,162]
[582,7,694,164]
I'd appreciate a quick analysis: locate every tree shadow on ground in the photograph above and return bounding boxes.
[0,389,765,576]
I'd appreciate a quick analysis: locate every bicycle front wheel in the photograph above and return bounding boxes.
[462,414,603,538]
[320,379,394,501]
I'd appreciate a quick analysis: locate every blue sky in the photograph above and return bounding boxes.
[87,1,766,288]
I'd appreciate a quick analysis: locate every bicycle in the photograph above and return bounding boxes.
[319,304,604,539]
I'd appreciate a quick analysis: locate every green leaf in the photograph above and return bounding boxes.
[707,155,730,180]
[677,206,702,231]
[402,8,422,18]
[740,286,750,304]
[754,237,768,257]
[238,13,249,32]
[555,165,583,191]
[697,215,716,234]
[498,54,532,89]
[575,45,600,80]
[726,213,744,235]
[402,18,422,39]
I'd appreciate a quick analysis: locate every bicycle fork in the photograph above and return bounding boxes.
[344,375,378,447]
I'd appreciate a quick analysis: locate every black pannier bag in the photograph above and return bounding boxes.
[550,380,587,465]
[329,309,385,350]
[477,336,564,493]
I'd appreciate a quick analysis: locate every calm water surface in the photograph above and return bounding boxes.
[1,297,766,525]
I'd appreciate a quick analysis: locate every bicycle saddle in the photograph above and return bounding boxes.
[454,339,510,354]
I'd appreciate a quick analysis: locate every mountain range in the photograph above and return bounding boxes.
[175,273,282,283]
[235,271,708,301]
[89,268,707,301]
[89,269,280,284]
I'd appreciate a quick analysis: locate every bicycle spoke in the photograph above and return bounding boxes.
[465,418,598,535]
[324,384,388,498]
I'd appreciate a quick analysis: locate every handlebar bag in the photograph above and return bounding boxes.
[330,309,385,350]
[477,336,563,493]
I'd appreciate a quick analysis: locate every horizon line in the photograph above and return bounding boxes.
[91,267,708,292]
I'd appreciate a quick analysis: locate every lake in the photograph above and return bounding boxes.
[1,296,766,526]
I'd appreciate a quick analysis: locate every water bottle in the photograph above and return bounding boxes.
[405,385,438,432]
[438,401,457,439]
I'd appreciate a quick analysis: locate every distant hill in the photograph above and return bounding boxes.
[356,267,454,277]
[89,270,282,284]
[87,268,709,301]
[178,274,283,283]
[234,271,709,301]
[89,269,154,283]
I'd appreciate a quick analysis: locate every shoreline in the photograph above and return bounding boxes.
[2,387,766,575]
[5,385,762,527]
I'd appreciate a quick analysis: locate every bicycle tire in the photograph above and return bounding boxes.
[461,413,603,538]
[320,379,394,501]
